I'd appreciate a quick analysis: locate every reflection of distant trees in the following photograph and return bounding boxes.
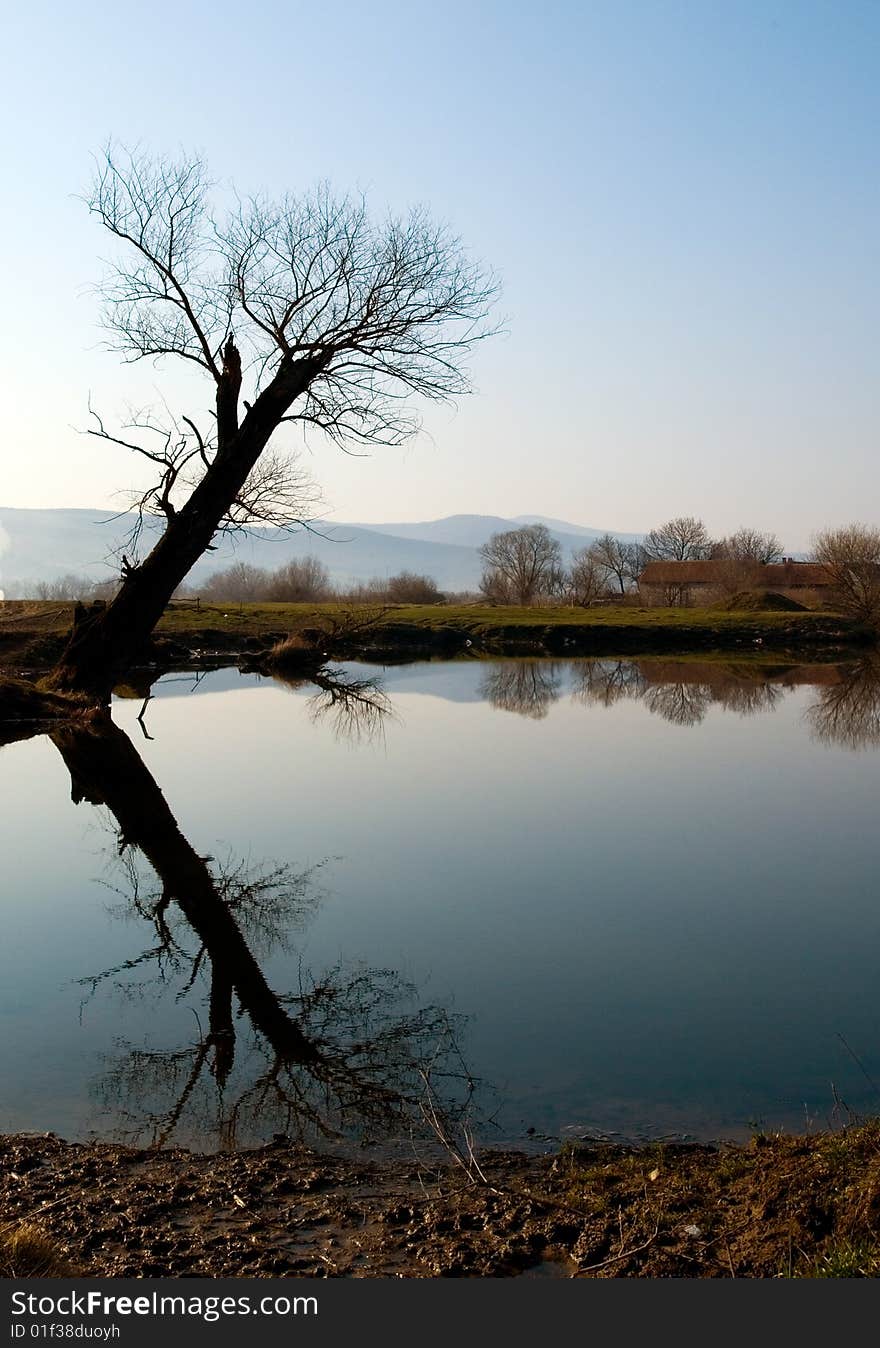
[642,681,714,727]
[571,659,646,708]
[643,678,783,727]
[478,661,563,719]
[569,658,783,727]
[479,657,797,726]
[712,681,783,718]
[806,655,880,751]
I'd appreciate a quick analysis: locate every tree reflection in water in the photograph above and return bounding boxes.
[486,656,786,727]
[805,655,880,751]
[270,664,394,744]
[478,661,563,719]
[571,659,646,709]
[2,668,478,1151]
[3,651,879,1147]
[71,653,880,1149]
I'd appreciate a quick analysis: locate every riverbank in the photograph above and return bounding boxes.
[3,1124,880,1278]
[0,600,872,675]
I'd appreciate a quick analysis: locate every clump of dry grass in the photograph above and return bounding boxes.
[0,1222,76,1277]
[265,629,328,670]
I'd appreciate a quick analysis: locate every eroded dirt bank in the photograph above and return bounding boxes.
[4,1125,880,1278]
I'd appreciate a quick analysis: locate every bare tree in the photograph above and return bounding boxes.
[478,524,562,606]
[643,516,712,562]
[264,556,331,602]
[384,571,443,604]
[812,524,880,624]
[585,533,645,596]
[711,527,784,566]
[568,547,610,606]
[31,573,117,602]
[704,528,784,595]
[199,560,270,603]
[47,144,499,699]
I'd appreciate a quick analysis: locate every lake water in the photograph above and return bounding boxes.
[2,655,880,1151]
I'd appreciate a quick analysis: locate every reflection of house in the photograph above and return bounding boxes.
[638,560,833,606]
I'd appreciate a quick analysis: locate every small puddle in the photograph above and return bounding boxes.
[520,1258,576,1278]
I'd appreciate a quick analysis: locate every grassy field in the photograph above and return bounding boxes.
[0,598,869,664]
[153,599,849,635]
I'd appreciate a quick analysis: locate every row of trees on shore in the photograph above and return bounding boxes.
[476,518,880,621]
[7,559,447,606]
[475,519,788,607]
[9,517,880,623]
[191,559,447,605]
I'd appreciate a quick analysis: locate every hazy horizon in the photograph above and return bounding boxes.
[0,502,825,557]
[2,0,877,552]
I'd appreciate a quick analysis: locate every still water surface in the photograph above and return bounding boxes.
[2,656,880,1149]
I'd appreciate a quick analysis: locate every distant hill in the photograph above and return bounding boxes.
[350,513,640,553]
[351,514,529,548]
[0,507,640,597]
[513,514,643,543]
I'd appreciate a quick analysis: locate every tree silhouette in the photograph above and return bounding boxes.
[45,144,498,701]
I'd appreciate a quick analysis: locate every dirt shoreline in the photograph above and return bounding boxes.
[4,1124,880,1278]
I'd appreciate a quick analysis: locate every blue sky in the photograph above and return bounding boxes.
[1,0,877,547]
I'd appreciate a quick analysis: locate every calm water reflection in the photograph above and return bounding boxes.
[2,655,880,1148]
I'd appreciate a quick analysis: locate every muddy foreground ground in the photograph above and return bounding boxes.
[3,1124,880,1278]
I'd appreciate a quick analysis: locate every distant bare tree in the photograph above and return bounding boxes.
[337,577,388,603]
[625,543,649,587]
[28,573,117,602]
[264,556,331,602]
[643,516,712,562]
[48,143,499,699]
[384,571,443,604]
[704,529,784,595]
[568,548,610,606]
[200,561,270,603]
[812,524,880,624]
[478,524,562,605]
[711,527,784,566]
[586,533,634,596]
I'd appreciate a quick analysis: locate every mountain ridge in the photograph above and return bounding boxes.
[0,507,640,595]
